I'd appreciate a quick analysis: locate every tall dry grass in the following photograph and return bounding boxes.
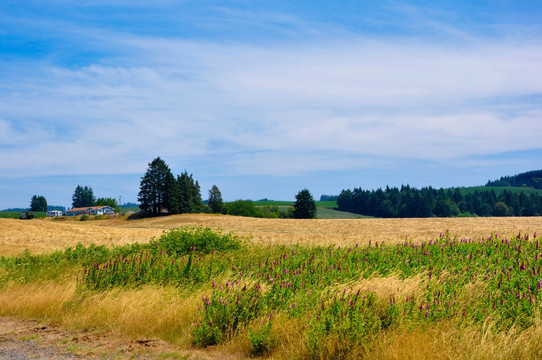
[0,279,200,348]
[366,321,542,360]
[0,218,160,256]
[2,276,542,359]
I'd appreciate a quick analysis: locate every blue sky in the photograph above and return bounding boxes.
[1,1,541,208]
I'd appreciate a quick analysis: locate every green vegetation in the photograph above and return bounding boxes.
[316,200,338,208]
[0,211,46,219]
[29,195,47,212]
[72,185,95,208]
[223,200,294,218]
[459,186,542,196]
[486,169,542,189]
[138,157,204,216]
[315,208,368,219]
[253,200,337,208]
[3,227,542,358]
[119,206,140,214]
[253,200,295,207]
[94,197,119,212]
[338,185,542,218]
[293,189,317,219]
[207,185,224,213]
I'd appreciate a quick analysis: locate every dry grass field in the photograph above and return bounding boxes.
[1,214,542,255]
[2,215,542,359]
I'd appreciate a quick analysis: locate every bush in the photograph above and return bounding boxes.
[151,226,244,255]
[223,200,262,217]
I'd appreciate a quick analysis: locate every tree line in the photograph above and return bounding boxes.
[137,157,317,219]
[71,185,119,212]
[337,185,542,218]
[486,170,542,190]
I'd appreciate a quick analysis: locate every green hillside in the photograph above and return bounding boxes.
[457,186,542,196]
[253,200,337,208]
[486,169,542,189]
[252,200,357,219]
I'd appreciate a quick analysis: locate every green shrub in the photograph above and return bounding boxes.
[223,200,262,217]
[150,226,244,256]
[193,283,264,347]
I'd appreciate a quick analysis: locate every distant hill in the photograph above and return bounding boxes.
[458,186,542,197]
[486,170,542,189]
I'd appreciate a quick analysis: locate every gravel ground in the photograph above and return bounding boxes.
[0,317,241,360]
[0,339,81,360]
[0,319,89,360]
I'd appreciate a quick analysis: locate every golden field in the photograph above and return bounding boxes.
[1,214,542,255]
[2,215,542,359]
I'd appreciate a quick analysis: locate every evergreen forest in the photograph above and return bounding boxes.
[337,170,542,218]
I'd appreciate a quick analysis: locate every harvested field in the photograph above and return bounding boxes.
[1,215,542,255]
[0,218,160,256]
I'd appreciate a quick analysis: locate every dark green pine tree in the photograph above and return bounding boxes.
[72,185,84,208]
[177,171,193,214]
[82,186,95,207]
[208,185,223,213]
[192,180,204,213]
[72,185,95,208]
[138,157,173,215]
[164,172,181,214]
[293,189,317,219]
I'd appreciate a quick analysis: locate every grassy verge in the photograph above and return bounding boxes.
[0,211,46,219]
[2,227,542,359]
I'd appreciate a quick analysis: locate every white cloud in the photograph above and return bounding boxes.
[1,30,541,179]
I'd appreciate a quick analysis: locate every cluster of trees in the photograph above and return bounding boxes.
[337,185,542,218]
[207,186,296,218]
[29,195,48,212]
[94,198,120,212]
[486,170,542,189]
[138,157,203,215]
[72,186,96,208]
[71,185,119,212]
[217,200,294,218]
[208,189,316,219]
[319,195,338,201]
[137,160,319,219]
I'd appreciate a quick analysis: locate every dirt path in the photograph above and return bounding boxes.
[0,317,233,360]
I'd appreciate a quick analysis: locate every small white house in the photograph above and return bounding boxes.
[46,210,63,217]
[67,206,116,216]
[89,206,115,215]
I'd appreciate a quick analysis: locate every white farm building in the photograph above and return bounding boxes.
[46,210,63,217]
[66,206,116,216]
